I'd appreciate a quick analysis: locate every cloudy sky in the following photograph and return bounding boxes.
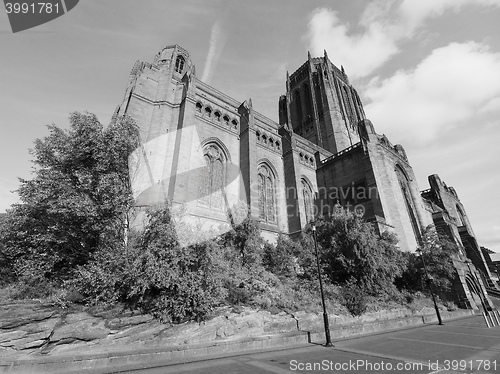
[1,0,499,252]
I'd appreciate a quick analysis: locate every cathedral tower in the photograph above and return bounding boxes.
[279,50,366,154]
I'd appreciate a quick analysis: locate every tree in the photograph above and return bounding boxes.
[263,234,302,278]
[219,211,264,270]
[126,203,224,322]
[71,202,224,323]
[314,207,406,295]
[397,225,459,294]
[0,112,139,283]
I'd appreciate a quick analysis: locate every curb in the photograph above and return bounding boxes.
[0,309,475,374]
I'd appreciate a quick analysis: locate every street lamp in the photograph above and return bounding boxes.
[311,221,333,347]
[416,247,443,325]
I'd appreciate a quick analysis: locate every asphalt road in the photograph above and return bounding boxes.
[122,315,500,374]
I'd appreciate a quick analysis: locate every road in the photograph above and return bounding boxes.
[118,315,500,374]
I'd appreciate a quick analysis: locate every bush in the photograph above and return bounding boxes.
[263,234,302,278]
[396,226,459,295]
[8,259,56,300]
[70,203,226,323]
[312,208,406,295]
[340,281,368,317]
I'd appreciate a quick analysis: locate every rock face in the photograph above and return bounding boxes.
[0,302,445,360]
[0,303,302,359]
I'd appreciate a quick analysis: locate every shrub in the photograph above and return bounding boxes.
[8,259,56,300]
[312,208,406,295]
[263,234,302,278]
[396,226,459,295]
[340,281,368,317]
[71,203,225,323]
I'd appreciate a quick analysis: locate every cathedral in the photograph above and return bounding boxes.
[114,44,498,310]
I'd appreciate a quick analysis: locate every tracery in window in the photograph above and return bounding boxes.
[198,145,225,210]
[175,55,185,73]
[258,164,276,223]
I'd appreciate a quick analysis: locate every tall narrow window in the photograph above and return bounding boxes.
[314,76,323,119]
[175,55,185,74]
[303,84,313,124]
[457,205,466,227]
[342,86,354,124]
[302,180,314,224]
[198,145,225,210]
[294,90,303,126]
[258,164,276,223]
[395,165,420,243]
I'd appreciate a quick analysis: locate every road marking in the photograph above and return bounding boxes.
[246,360,293,373]
[387,336,483,349]
[419,329,500,339]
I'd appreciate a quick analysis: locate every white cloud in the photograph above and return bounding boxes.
[363,42,500,144]
[201,21,228,84]
[306,7,398,79]
[305,0,500,79]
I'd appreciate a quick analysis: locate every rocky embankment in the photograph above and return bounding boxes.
[0,301,469,361]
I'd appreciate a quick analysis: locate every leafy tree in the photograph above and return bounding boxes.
[126,203,224,322]
[263,234,302,278]
[314,207,406,295]
[0,112,139,282]
[72,202,225,323]
[219,213,264,270]
[397,225,459,294]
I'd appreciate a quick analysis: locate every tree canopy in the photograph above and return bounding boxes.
[0,112,139,282]
[397,225,459,295]
[313,207,406,295]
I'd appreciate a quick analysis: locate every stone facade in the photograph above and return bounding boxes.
[115,44,496,308]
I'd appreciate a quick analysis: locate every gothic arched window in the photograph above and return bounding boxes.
[302,179,314,224]
[395,165,420,243]
[342,85,354,122]
[175,55,185,74]
[303,84,313,123]
[258,164,276,223]
[456,205,466,227]
[294,90,303,126]
[314,75,324,119]
[198,145,225,210]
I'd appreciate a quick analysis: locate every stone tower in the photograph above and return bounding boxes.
[279,50,366,154]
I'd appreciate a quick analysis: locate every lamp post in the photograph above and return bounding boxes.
[311,222,333,347]
[416,248,443,325]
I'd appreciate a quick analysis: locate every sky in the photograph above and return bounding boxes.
[0,0,499,252]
